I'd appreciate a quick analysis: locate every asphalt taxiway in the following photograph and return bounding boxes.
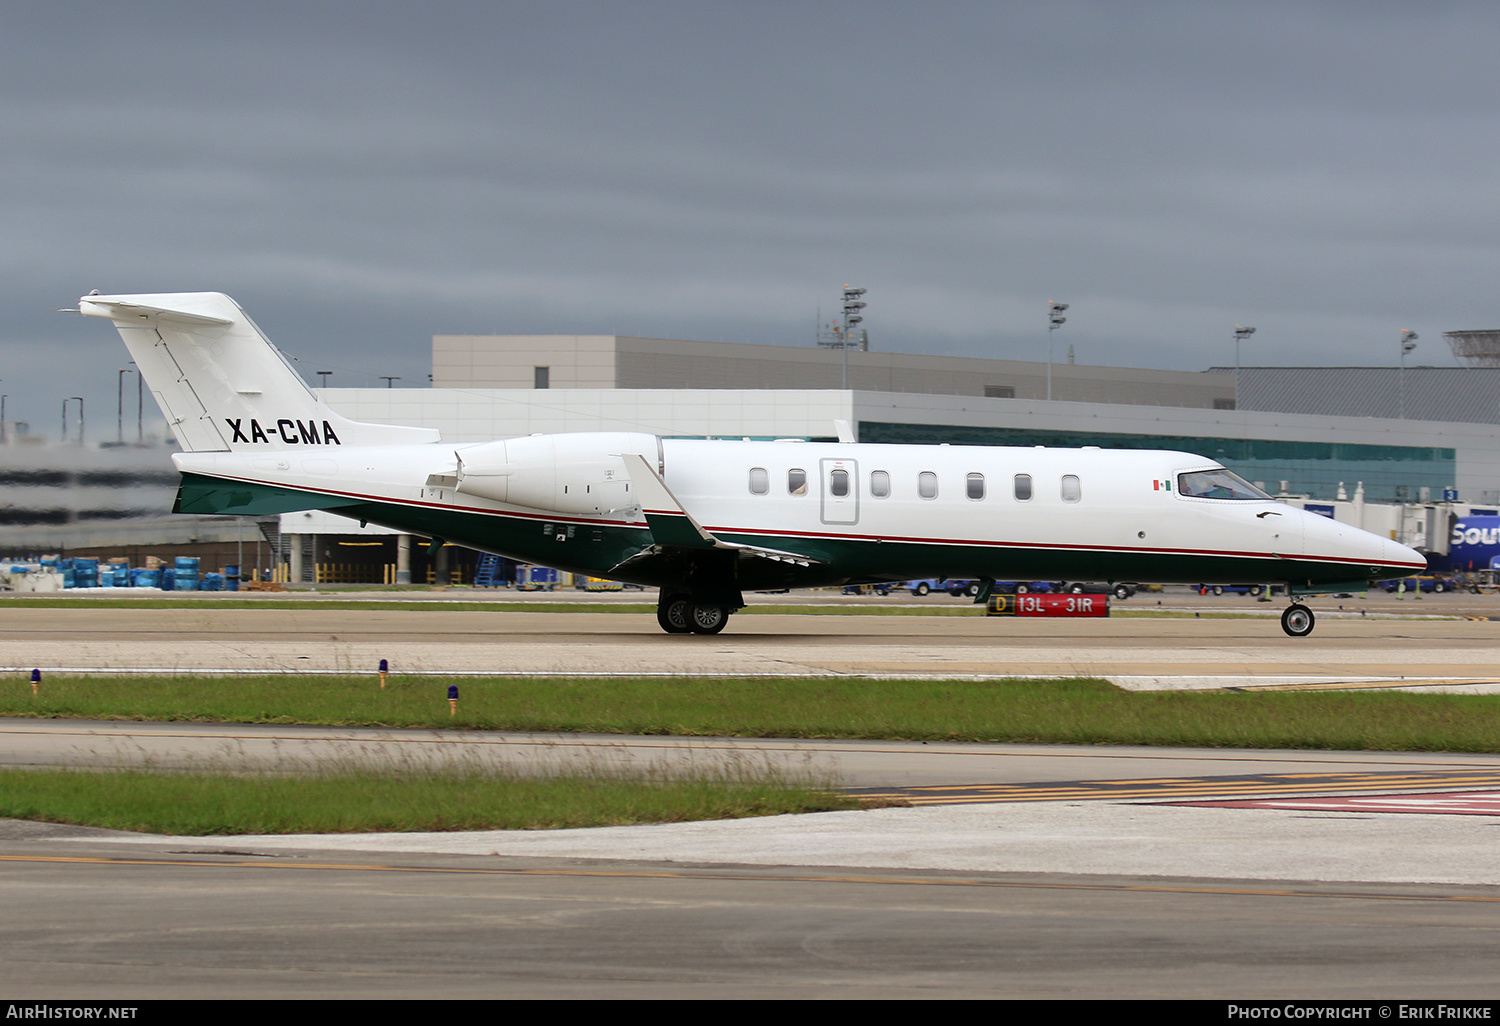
[4,593,1500,997]
[1,590,1498,687]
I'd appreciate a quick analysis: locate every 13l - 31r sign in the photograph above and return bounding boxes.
[987,593,1110,617]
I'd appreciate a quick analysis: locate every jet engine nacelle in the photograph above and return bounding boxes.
[453,431,660,515]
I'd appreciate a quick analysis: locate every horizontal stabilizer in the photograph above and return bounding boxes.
[79,297,234,328]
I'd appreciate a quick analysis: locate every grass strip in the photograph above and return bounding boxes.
[0,767,856,835]
[6,674,1500,752]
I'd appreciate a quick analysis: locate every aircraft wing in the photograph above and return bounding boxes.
[614,453,822,569]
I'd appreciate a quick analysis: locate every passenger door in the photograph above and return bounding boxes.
[820,458,859,525]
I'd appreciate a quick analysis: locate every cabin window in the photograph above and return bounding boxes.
[918,471,938,499]
[870,470,890,498]
[1177,469,1269,500]
[1061,475,1081,503]
[748,467,769,495]
[966,473,985,500]
[788,469,807,495]
[830,469,850,497]
[1014,474,1032,501]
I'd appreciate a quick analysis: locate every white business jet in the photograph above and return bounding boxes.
[79,292,1424,637]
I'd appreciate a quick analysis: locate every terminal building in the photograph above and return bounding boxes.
[7,331,1500,582]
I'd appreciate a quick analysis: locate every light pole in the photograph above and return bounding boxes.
[1399,329,1419,420]
[1047,301,1068,400]
[117,367,134,445]
[380,376,400,388]
[1233,325,1256,404]
[63,397,84,444]
[131,360,142,443]
[316,371,332,389]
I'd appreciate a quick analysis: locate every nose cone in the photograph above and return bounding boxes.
[1383,537,1427,576]
[1298,508,1425,580]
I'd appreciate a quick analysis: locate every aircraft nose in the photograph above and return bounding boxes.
[1385,537,1427,574]
[1298,506,1424,578]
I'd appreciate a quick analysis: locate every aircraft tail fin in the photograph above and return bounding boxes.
[79,292,440,452]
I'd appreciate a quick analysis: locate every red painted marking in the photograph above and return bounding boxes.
[1169,790,1500,816]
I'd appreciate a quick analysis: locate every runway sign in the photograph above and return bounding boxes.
[987,593,1109,617]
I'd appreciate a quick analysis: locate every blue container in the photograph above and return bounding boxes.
[161,568,175,591]
[223,564,240,592]
[172,557,199,591]
[202,572,223,592]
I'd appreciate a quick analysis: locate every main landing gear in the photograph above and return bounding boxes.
[1280,603,1315,638]
[656,591,733,635]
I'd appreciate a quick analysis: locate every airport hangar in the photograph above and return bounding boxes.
[10,333,1500,582]
[293,334,1500,581]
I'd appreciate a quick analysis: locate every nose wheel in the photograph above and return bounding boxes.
[1281,603,1315,637]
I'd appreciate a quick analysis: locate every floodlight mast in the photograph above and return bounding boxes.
[1233,325,1256,399]
[840,286,866,390]
[1047,301,1068,400]
[1443,329,1500,367]
[1399,329,1419,420]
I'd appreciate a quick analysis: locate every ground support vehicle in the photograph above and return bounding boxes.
[901,579,982,597]
[515,565,563,591]
[1378,575,1457,594]
[1197,584,1267,596]
[1065,582,1136,599]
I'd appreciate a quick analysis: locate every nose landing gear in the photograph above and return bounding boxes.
[1280,603,1315,637]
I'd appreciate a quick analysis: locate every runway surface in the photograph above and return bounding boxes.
[5,594,1500,997]
[1,591,1499,689]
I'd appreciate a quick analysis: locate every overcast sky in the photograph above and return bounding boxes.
[3,1,1498,438]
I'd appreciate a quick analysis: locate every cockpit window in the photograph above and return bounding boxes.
[1177,469,1271,500]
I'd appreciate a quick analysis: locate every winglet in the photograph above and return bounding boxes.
[618,452,824,566]
[618,453,718,548]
